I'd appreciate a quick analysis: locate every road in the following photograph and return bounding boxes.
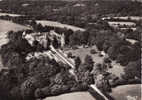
[89,85,109,100]
[50,45,75,69]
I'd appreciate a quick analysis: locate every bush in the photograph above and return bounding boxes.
[72,46,78,50]
[10,87,22,100]
[98,53,103,57]
[74,57,81,69]
[50,85,70,95]
[34,88,47,99]
[104,57,112,64]
[67,52,72,58]
[110,79,128,87]
[123,60,141,80]
[90,49,97,54]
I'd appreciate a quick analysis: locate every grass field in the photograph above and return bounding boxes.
[110,84,141,100]
[36,20,85,32]
[43,92,96,100]
[0,19,29,32]
[0,19,29,47]
[0,12,22,17]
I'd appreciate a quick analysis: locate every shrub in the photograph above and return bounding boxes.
[72,46,78,50]
[123,60,141,80]
[90,49,97,54]
[104,57,112,64]
[74,57,81,69]
[67,52,72,58]
[110,78,128,87]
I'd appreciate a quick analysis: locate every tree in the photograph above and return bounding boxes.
[10,86,22,100]
[123,60,141,80]
[69,33,79,46]
[52,37,59,48]
[67,52,73,58]
[92,63,106,79]
[74,57,81,69]
[95,74,111,92]
[0,71,16,100]
[54,71,70,85]
[65,29,73,45]
[103,57,111,64]
[103,41,111,53]
[20,77,38,100]
[30,19,37,29]
[116,54,129,66]
[90,49,97,54]
[130,42,141,61]
[84,55,94,71]
[76,70,94,85]
[2,52,23,69]
[36,23,44,32]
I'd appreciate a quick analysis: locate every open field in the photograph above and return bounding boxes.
[65,46,124,77]
[0,19,29,32]
[36,20,85,32]
[0,19,29,47]
[108,21,136,26]
[103,16,142,21]
[110,84,141,100]
[43,92,96,100]
[0,12,22,17]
